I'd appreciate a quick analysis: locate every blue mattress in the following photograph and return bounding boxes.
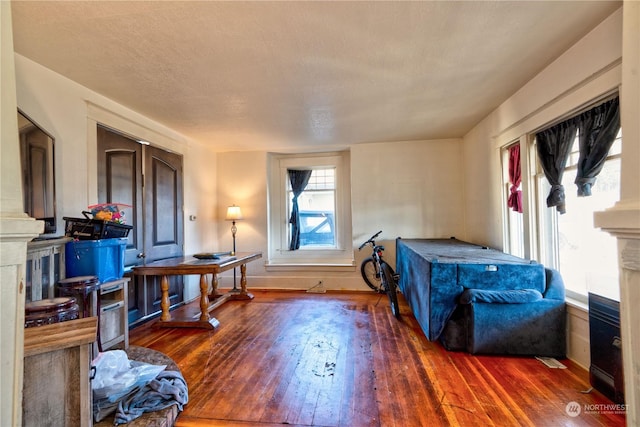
[395,238,544,341]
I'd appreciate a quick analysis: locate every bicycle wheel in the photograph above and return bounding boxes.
[361,257,384,293]
[381,262,401,319]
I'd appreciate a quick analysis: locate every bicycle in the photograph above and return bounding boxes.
[358,231,401,319]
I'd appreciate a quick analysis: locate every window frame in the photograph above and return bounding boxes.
[496,88,622,303]
[267,151,354,267]
[501,140,526,258]
[532,129,622,302]
[287,168,337,249]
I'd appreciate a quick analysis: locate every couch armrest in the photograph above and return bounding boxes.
[544,268,566,300]
[466,299,566,358]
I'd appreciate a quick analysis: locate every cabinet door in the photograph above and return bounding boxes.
[26,239,68,303]
[26,248,51,302]
[97,127,184,325]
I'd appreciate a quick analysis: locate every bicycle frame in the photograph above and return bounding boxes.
[372,244,385,269]
[360,231,387,272]
[358,231,401,318]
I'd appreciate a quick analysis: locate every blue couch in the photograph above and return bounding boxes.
[396,238,566,358]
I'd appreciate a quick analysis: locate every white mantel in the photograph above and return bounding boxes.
[596,202,640,426]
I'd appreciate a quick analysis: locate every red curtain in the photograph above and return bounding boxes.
[507,144,523,213]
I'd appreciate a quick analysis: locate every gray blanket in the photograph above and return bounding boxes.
[113,370,188,425]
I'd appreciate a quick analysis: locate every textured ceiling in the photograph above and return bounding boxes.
[11,1,620,152]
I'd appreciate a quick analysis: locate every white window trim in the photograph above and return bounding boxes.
[267,151,354,268]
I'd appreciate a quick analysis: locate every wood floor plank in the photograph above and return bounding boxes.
[338,303,379,427]
[128,290,626,427]
[450,353,534,426]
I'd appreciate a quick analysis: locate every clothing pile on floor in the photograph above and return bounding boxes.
[92,350,189,424]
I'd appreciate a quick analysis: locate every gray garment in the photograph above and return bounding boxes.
[114,370,189,425]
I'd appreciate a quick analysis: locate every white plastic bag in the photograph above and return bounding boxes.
[92,350,166,402]
[92,350,130,390]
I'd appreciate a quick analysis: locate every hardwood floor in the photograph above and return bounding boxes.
[129,290,626,427]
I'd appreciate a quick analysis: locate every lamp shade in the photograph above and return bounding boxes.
[225,205,243,221]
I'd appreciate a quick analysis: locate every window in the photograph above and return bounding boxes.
[267,152,353,267]
[288,168,336,248]
[535,128,621,301]
[501,142,525,258]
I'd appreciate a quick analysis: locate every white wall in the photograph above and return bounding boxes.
[216,151,269,284]
[462,8,623,368]
[350,139,466,243]
[15,55,219,300]
[215,138,466,291]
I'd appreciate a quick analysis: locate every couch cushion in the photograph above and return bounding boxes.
[459,288,543,304]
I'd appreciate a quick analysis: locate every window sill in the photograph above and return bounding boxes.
[265,262,355,272]
[565,296,588,313]
[565,290,620,313]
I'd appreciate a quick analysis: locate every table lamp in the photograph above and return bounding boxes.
[225,205,243,290]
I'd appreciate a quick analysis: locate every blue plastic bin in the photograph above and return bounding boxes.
[65,238,126,283]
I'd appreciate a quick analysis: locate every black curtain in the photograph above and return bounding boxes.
[536,119,579,214]
[575,97,621,196]
[288,169,312,250]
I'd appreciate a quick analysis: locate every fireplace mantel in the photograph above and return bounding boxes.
[595,200,640,424]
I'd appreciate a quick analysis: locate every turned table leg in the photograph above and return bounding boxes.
[209,273,224,299]
[234,263,254,300]
[198,274,211,322]
[160,275,171,321]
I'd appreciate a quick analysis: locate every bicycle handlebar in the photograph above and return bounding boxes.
[358,230,383,250]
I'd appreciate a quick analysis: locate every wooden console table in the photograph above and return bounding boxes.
[132,252,262,329]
